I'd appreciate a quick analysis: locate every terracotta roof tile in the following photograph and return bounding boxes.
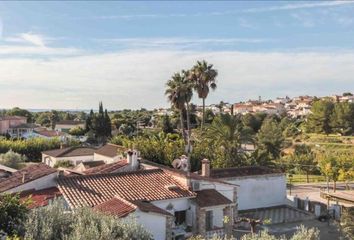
[94,197,136,217]
[83,160,128,175]
[42,147,96,158]
[210,166,284,179]
[95,144,126,158]
[94,197,172,218]
[194,189,232,208]
[19,187,62,209]
[58,169,195,208]
[0,163,57,192]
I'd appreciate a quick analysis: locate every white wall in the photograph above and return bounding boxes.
[226,174,286,210]
[153,197,191,213]
[5,172,58,193]
[194,180,235,201]
[135,211,166,240]
[42,154,94,167]
[93,153,123,164]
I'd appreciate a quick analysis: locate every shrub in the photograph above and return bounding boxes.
[24,200,152,240]
[0,150,26,169]
[53,160,74,168]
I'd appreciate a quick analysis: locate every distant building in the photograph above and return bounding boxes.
[55,120,85,133]
[0,116,37,138]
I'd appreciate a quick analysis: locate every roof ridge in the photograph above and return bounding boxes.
[62,168,162,179]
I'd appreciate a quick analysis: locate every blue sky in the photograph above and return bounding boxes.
[0,1,354,109]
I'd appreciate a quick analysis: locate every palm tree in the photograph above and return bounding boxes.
[165,72,193,146]
[206,114,252,167]
[189,60,218,129]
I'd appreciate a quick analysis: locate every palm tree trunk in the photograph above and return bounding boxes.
[333,181,337,192]
[186,103,192,171]
[180,109,187,144]
[202,97,205,129]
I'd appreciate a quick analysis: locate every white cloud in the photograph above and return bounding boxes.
[20,33,46,47]
[95,37,272,49]
[244,1,354,13]
[0,49,353,110]
[0,45,81,56]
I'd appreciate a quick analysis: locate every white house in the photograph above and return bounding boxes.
[93,143,126,163]
[0,163,57,194]
[55,120,85,133]
[205,166,287,210]
[42,146,96,167]
[58,156,237,240]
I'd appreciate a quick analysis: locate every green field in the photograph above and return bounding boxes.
[287,174,326,184]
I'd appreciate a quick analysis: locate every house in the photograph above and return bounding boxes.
[233,103,253,115]
[0,116,37,138]
[23,129,67,140]
[42,146,96,167]
[55,120,85,132]
[58,156,237,239]
[94,143,126,163]
[0,163,57,194]
[202,166,287,211]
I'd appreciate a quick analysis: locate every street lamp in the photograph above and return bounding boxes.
[288,174,293,196]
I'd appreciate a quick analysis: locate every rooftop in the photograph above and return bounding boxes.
[0,163,57,192]
[0,116,27,121]
[210,166,284,179]
[42,146,96,158]
[95,143,126,158]
[194,189,233,208]
[35,130,66,137]
[19,187,62,209]
[94,196,172,218]
[58,168,195,208]
[83,160,128,175]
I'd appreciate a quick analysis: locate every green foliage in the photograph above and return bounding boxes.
[69,126,86,136]
[161,115,174,134]
[306,100,334,134]
[0,194,29,236]
[205,114,251,168]
[0,150,26,169]
[0,138,78,161]
[255,118,284,165]
[54,160,74,168]
[340,207,354,240]
[24,200,152,240]
[86,102,112,143]
[329,102,354,135]
[6,107,33,123]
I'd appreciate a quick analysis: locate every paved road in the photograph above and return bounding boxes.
[287,182,354,207]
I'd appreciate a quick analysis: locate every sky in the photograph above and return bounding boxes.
[0,1,354,110]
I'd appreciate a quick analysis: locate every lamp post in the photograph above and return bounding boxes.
[288,174,293,196]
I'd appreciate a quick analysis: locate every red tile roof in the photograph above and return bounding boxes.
[194,189,233,208]
[94,197,172,218]
[0,163,57,192]
[83,160,129,175]
[95,144,126,158]
[58,169,195,208]
[210,166,284,179]
[19,187,62,209]
[35,130,66,137]
[42,147,96,157]
[94,197,136,217]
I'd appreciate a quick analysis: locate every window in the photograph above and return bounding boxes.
[205,210,213,231]
[174,210,186,225]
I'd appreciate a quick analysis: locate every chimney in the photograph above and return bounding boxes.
[201,158,210,177]
[58,170,64,178]
[127,149,138,169]
[22,173,27,183]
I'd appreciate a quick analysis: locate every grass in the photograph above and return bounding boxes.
[287,174,326,184]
